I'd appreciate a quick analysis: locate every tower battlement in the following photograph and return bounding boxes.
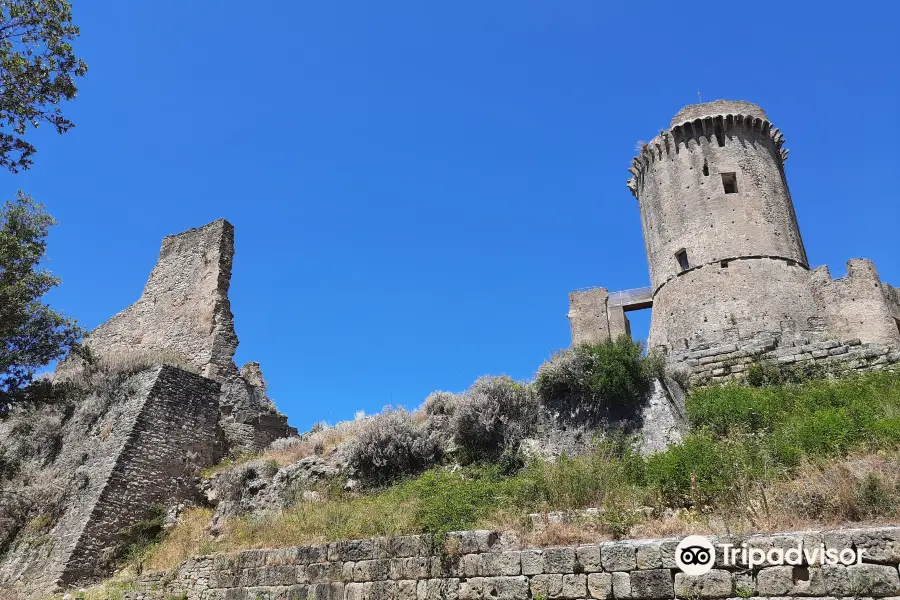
[628,109,788,198]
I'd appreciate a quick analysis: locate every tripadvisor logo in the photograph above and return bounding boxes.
[675,535,868,575]
[676,536,716,575]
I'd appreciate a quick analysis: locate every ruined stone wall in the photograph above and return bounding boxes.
[811,260,900,347]
[66,219,296,455]
[0,367,222,592]
[84,220,239,381]
[128,526,900,600]
[568,289,611,345]
[59,366,222,585]
[0,371,159,591]
[668,334,900,384]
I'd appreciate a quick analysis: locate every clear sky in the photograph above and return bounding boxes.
[9,1,898,432]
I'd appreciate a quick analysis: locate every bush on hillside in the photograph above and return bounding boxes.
[450,376,539,462]
[347,409,442,485]
[536,337,660,424]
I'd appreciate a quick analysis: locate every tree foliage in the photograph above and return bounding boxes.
[0,0,87,172]
[0,192,81,412]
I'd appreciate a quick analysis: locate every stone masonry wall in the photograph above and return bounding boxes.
[0,367,222,592]
[62,219,296,455]
[811,260,900,347]
[59,366,223,585]
[128,525,900,600]
[83,219,239,381]
[0,371,159,592]
[667,334,900,385]
[568,289,611,346]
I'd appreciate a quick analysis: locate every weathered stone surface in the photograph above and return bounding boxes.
[629,569,673,599]
[521,549,544,576]
[602,543,637,572]
[674,570,732,599]
[544,547,578,573]
[635,543,663,570]
[559,574,587,599]
[847,563,900,596]
[587,573,613,599]
[577,545,603,573]
[612,572,632,599]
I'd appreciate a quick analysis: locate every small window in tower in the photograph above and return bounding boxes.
[721,172,738,194]
[702,159,709,176]
[675,249,690,272]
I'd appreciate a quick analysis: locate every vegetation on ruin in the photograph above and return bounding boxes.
[142,365,900,573]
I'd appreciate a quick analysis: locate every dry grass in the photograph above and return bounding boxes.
[144,507,217,573]
[55,348,199,389]
[203,418,367,477]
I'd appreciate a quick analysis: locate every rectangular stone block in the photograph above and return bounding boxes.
[544,547,578,573]
[674,570,732,599]
[521,549,544,575]
[480,576,529,600]
[612,572,631,599]
[629,569,673,599]
[560,574,587,599]
[847,563,900,596]
[635,543,662,570]
[588,572,612,599]
[458,577,483,600]
[345,582,371,600]
[601,542,636,572]
[530,574,563,599]
[577,545,603,573]
[461,554,484,577]
[398,580,417,600]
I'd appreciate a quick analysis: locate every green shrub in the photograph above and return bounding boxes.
[536,337,657,424]
[745,360,828,387]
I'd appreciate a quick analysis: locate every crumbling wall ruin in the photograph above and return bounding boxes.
[67,219,296,455]
[812,260,900,347]
[84,219,238,381]
[568,289,611,346]
[0,366,222,592]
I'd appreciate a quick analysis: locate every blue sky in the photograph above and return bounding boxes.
[9,1,898,431]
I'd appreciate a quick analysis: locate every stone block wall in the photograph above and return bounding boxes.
[60,219,296,455]
[568,289,611,346]
[59,366,223,585]
[810,260,900,347]
[667,334,900,385]
[0,367,222,592]
[81,219,239,381]
[127,526,900,600]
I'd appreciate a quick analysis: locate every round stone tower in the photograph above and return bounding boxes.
[628,100,819,353]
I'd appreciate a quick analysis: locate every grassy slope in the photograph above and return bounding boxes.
[145,370,900,572]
